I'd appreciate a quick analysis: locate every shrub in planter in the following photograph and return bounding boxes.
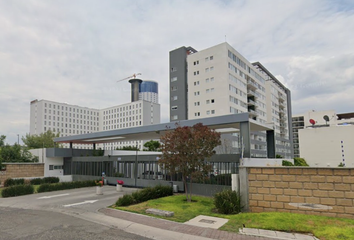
[2,184,34,198]
[214,189,242,214]
[37,180,96,193]
[116,194,135,206]
[294,157,309,166]
[282,160,294,166]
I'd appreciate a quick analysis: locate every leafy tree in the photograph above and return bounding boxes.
[22,130,60,149]
[159,123,221,202]
[0,135,5,147]
[0,143,38,163]
[143,140,161,151]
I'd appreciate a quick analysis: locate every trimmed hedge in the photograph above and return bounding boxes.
[116,185,173,207]
[37,180,96,193]
[4,178,25,187]
[30,178,43,185]
[214,189,242,214]
[1,185,34,198]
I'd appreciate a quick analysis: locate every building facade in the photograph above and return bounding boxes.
[30,99,160,149]
[169,42,292,158]
[292,110,354,165]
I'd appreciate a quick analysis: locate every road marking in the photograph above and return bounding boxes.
[37,193,70,199]
[63,200,98,207]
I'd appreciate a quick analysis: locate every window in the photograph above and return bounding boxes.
[206,110,210,115]
[171,86,178,91]
[206,100,210,104]
[211,110,215,114]
[195,112,200,116]
[210,77,214,82]
[205,68,209,73]
[211,99,215,103]
[211,88,215,93]
[171,67,177,72]
[172,96,178,100]
[210,56,214,60]
[171,106,178,110]
[194,81,199,86]
[194,60,199,65]
[194,71,199,75]
[171,77,177,82]
[210,66,214,71]
[206,89,210,93]
[205,78,209,83]
[172,115,178,120]
[194,102,200,106]
[194,91,200,96]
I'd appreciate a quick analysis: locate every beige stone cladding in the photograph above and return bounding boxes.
[248,167,354,219]
[0,163,44,185]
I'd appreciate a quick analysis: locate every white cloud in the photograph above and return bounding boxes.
[0,0,354,144]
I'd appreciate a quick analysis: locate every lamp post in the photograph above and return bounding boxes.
[17,134,19,145]
[134,141,138,187]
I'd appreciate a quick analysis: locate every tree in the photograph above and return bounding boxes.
[159,123,221,202]
[0,135,5,147]
[22,130,60,149]
[0,143,38,163]
[143,140,161,151]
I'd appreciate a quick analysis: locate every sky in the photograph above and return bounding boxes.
[1,0,354,145]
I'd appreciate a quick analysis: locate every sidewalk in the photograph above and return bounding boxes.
[99,208,318,240]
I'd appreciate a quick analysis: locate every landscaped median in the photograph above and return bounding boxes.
[113,193,354,240]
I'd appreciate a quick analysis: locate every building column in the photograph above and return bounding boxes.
[240,121,251,158]
[266,130,276,158]
[69,142,73,149]
[93,143,96,150]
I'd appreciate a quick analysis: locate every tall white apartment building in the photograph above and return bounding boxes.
[30,99,160,149]
[169,42,292,158]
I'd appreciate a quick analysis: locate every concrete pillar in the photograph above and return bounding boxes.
[69,142,73,149]
[129,79,143,102]
[231,174,239,192]
[240,122,251,158]
[266,130,276,158]
[93,143,96,150]
[239,167,249,211]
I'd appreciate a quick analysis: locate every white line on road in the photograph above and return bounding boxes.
[37,193,70,199]
[63,200,98,207]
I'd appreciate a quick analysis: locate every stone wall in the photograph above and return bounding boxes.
[245,167,354,218]
[0,163,44,185]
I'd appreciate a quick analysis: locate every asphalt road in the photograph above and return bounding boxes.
[0,186,151,240]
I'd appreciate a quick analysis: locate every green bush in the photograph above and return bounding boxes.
[2,184,34,198]
[43,177,60,183]
[4,178,25,187]
[116,194,135,206]
[214,189,242,214]
[282,160,294,166]
[37,180,96,193]
[117,185,173,207]
[30,178,43,185]
[294,158,309,166]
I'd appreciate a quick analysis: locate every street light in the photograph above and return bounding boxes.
[17,134,19,145]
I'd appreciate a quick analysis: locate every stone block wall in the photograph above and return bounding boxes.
[0,163,44,185]
[246,167,354,218]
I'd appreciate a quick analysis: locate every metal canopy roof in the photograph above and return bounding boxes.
[54,113,273,144]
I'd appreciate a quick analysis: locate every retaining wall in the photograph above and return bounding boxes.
[242,167,354,218]
[0,163,44,185]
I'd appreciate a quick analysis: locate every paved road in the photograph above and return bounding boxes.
[0,207,151,240]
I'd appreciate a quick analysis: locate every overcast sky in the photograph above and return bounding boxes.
[1,0,354,144]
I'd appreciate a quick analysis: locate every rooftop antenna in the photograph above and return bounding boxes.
[323,115,330,125]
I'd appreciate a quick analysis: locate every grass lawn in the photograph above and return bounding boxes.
[115,194,354,240]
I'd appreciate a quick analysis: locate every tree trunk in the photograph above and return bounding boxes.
[189,176,193,202]
[183,176,189,202]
